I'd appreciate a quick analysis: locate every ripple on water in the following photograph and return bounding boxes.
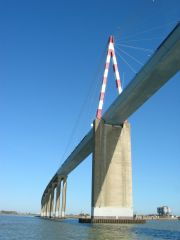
[0,216,180,240]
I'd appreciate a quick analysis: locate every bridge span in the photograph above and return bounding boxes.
[41,23,180,220]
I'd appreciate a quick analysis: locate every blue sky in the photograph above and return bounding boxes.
[0,0,179,215]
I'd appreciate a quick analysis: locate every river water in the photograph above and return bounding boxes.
[0,215,180,240]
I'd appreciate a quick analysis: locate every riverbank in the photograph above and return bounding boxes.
[0,210,37,217]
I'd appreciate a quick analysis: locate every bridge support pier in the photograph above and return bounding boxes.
[42,200,46,217]
[61,177,67,218]
[49,185,55,218]
[41,202,44,217]
[46,191,51,217]
[91,119,133,219]
[44,195,48,217]
[55,178,61,217]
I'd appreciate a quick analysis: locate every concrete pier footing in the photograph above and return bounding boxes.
[79,218,146,224]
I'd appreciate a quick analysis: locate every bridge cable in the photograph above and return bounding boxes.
[120,36,162,44]
[116,43,153,53]
[59,44,107,163]
[116,50,137,74]
[115,20,178,42]
[116,46,144,66]
[60,21,178,162]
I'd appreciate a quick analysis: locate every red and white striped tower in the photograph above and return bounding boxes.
[96,36,122,119]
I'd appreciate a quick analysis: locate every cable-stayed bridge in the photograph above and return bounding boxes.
[41,23,180,222]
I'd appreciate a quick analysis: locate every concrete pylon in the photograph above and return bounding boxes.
[91,119,133,219]
[42,201,45,217]
[50,185,55,218]
[61,177,67,218]
[47,191,51,217]
[41,195,47,217]
[41,202,44,217]
[44,195,48,217]
[55,178,61,218]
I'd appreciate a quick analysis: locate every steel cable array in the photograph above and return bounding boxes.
[59,20,178,165]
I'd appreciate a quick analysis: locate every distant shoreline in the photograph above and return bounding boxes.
[0,210,37,217]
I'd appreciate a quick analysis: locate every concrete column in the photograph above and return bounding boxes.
[42,201,45,217]
[50,185,55,218]
[42,202,45,217]
[47,191,51,217]
[55,178,61,218]
[91,119,133,219]
[44,195,48,217]
[61,177,67,218]
[41,202,43,217]
[41,196,47,217]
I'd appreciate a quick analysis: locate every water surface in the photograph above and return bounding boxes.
[0,215,180,240]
